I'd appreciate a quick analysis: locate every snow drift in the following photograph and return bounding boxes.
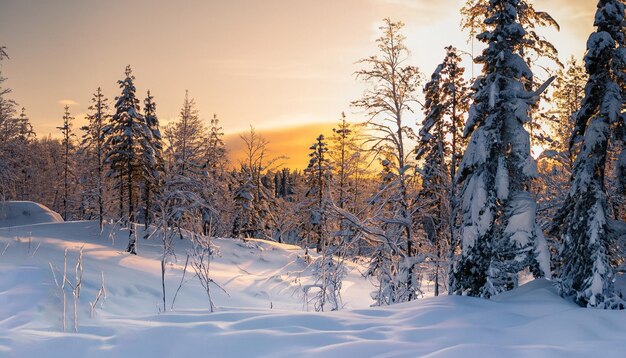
[0,201,63,228]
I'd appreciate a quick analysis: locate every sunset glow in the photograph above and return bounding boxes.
[1,0,595,168]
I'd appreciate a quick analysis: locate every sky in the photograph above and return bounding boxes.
[0,0,596,168]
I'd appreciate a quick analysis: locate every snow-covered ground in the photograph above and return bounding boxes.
[1,202,625,357]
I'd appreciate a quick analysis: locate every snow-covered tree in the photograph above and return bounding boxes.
[105,65,150,254]
[232,127,282,240]
[140,90,164,230]
[329,114,371,256]
[164,91,206,179]
[535,58,587,271]
[308,243,347,312]
[0,47,21,199]
[453,0,553,298]
[550,0,626,309]
[163,91,208,235]
[304,134,333,253]
[80,87,110,230]
[416,46,470,296]
[329,113,358,211]
[154,167,209,312]
[26,137,64,211]
[201,114,230,237]
[352,18,423,304]
[57,106,76,221]
[461,0,560,67]
[12,107,35,200]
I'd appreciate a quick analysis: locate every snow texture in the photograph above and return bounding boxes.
[0,215,625,357]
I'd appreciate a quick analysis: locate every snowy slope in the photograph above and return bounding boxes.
[0,201,63,228]
[1,218,625,357]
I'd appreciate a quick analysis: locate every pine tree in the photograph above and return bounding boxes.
[453,0,553,298]
[550,0,626,309]
[105,65,149,254]
[352,18,423,304]
[80,87,110,230]
[57,106,75,221]
[417,46,470,296]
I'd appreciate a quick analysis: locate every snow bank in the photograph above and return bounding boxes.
[0,201,63,228]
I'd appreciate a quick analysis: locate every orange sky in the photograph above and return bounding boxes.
[0,0,596,169]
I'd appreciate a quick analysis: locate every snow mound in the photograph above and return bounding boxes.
[0,201,63,228]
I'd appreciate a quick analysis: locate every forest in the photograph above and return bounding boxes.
[0,0,625,314]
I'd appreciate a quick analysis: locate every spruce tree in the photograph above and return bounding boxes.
[57,106,75,221]
[141,90,164,230]
[550,0,626,309]
[330,113,356,211]
[105,65,149,254]
[304,134,333,253]
[417,46,470,295]
[81,87,110,230]
[453,0,553,298]
[15,107,35,200]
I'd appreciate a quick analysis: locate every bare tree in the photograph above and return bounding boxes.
[352,18,423,304]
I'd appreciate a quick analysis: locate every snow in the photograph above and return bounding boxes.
[495,157,509,200]
[0,208,625,356]
[461,171,492,250]
[0,201,63,228]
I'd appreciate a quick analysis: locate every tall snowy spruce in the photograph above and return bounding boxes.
[550,0,626,309]
[417,46,470,296]
[105,65,151,254]
[453,0,552,297]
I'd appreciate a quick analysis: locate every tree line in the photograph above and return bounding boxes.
[0,0,624,310]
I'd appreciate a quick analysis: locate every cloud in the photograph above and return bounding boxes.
[58,99,78,106]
